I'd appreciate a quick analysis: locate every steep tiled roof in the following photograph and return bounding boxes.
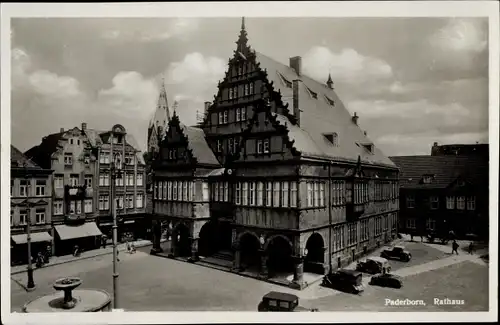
[181,124,220,166]
[255,52,395,168]
[11,145,42,169]
[389,155,489,189]
[24,132,65,169]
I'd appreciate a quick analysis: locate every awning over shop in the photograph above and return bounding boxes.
[12,232,53,244]
[55,222,103,241]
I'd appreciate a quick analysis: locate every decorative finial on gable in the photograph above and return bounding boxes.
[326,73,334,89]
[241,17,246,31]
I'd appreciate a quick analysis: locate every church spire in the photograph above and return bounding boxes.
[326,73,334,89]
[236,16,249,54]
[147,75,172,152]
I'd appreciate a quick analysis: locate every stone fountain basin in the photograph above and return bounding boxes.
[53,277,82,291]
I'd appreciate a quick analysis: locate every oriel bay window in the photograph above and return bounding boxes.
[234,181,298,208]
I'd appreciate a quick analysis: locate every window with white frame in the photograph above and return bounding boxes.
[457,196,465,210]
[446,196,455,209]
[20,180,28,197]
[99,174,109,186]
[167,181,172,200]
[244,84,249,96]
[281,181,289,207]
[190,182,195,201]
[137,173,143,186]
[223,111,228,124]
[265,182,272,207]
[290,182,297,207]
[162,181,167,200]
[35,180,46,196]
[214,183,219,201]
[235,183,241,205]
[136,194,143,208]
[64,153,73,165]
[242,182,248,205]
[100,151,110,164]
[224,182,229,202]
[183,181,188,201]
[347,223,357,246]
[116,195,124,209]
[76,201,82,214]
[69,201,76,214]
[257,182,264,206]
[84,175,93,188]
[467,196,476,210]
[256,140,263,154]
[125,173,133,186]
[20,210,28,225]
[406,195,415,208]
[229,88,233,100]
[426,218,436,231]
[84,199,93,213]
[115,174,124,186]
[126,195,134,208]
[35,209,45,225]
[307,182,313,207]
[218,182,224,201]
[173,182,178,200]
[241,106,247,120]
[263,139,270,153]
[216,140,222,153]
[70,174,79,187]
[99,196,109,210]
[430,196,439,209]
[406,218,416,229]
[314,182,319,207]
[54,175,64,189]
[319,182,325,206]
[202,182,209,201]
[54,201,63,215]
[236,108,241,122]
[249,182,256,206]
[273,181,280,207]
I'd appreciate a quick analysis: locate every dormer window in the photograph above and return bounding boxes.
[306,87,318,99]
[323,133,338,147]
[422,175,434,184]
[325,96,335,106]
[277,72,292,88]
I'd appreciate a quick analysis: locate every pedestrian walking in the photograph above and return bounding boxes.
[468,242,474,254]
[452,240,459,255]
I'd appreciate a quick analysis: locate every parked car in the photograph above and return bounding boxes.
[356,257,391,274]
[381,245,411,262]
[258,291,318,312]
[369,273,403,289]
[322,269,364,294]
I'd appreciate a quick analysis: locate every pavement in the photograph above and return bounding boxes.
[9,236,489,312]
[11,239,165,275]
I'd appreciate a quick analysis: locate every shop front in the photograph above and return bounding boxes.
[54,222,103,256]
[11,231,53,265]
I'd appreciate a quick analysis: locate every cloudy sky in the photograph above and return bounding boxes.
[10,16,489,155]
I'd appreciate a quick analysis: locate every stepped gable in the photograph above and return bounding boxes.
[390,155,489,189]
[254,51,395,168]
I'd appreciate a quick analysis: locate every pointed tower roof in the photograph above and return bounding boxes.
[149,77,171,129]
[326,73,334,89]
[236,16,249,55]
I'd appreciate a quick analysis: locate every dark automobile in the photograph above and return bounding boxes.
[356,257,391,274]
[258,291,318,312]
[322,269,364,294]
[369,273,403,289]
[380,245,411,262]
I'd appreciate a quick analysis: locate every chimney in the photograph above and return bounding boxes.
[60,128,64,133]
[352,112,359,125]
[289,56,302,76]
[81,122,87,131]
[292,79,302,126]
[433,142,438,147]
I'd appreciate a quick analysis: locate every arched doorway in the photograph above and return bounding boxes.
[198,221,218,257]
[239,233,260,271]
[266,236,294,276]
[304,233,325,274]
[173,223,191,257]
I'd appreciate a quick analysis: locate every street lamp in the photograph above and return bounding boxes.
[108,152,122,309]
[23,163,36,291]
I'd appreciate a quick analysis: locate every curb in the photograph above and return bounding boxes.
[11,241,154,275]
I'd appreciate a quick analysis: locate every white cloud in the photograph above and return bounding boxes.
[29,70,82,98]
[302,46,393,85]
[430,18,487,54]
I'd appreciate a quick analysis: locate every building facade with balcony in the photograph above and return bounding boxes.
[151,18,399,288]
[25,124,102,256]
[96,124,147,242]
[390,145,489,240]
[10,145,53,265]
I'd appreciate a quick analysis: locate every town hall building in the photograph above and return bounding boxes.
[150,18,400,288]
